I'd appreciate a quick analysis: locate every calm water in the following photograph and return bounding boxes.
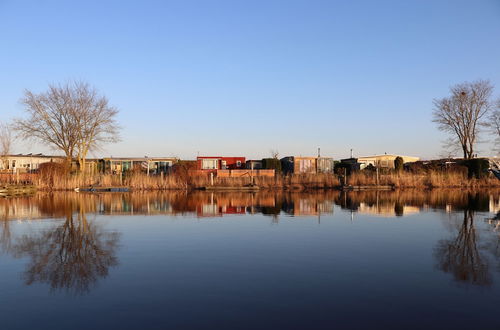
[1,190,500,330]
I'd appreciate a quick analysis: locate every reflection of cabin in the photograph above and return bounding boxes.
[99,157,178,174]
[280,156,334,174]
[0,154,65,173]
[197,204,246,217]
[341,154,420,170]
[357,203,420,217]
[282,196,334,216]
[195,193,249,217]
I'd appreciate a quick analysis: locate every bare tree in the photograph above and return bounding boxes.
[270,149,279,159]
[72,83,120,172]
[14,81,120,170]
[489,106,500,154]
[433,80,495,159]
[0,122,13,170]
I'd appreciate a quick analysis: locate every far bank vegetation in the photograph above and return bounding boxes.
[1,157,499,191]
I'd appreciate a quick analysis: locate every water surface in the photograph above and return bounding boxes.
[1,190,500,329]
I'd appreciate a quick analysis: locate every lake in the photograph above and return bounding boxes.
[1,190,500,330]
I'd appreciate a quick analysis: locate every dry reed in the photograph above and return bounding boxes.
[1,170,499,191]
[347,171,500,188]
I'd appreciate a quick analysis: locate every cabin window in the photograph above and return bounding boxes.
[299,159,313,172]
[156,161,171,173]
[221,160,227,169]
[202,159,218,170]
[123,161,131,171]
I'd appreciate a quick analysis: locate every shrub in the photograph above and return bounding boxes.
[334,162,351,175]
[364,164,376,172]
[462,158,490,179]
[262,158,281,173]
[394,157,404,172]
[172,161,197,183]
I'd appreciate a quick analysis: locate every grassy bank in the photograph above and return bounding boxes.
[0,170,499,191]
[346,171,499,188]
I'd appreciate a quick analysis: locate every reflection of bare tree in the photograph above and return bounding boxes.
[13,209,120,295]
[435,209,491,286]
[0,217,12,253]
[483,211,500,274]
[0,202,13,254]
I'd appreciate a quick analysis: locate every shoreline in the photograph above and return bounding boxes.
[3,184,500,196]
[1,171,500,194]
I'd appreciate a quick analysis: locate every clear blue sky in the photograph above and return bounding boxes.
[1,0,499,160]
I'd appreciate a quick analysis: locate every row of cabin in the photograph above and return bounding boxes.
[196,156,334,174]
[0,154,178,174]
[0,154,335,175]
[340,154,421,170]
[0,154,64,173]
[99,157,177,174]
[2,153,429,175]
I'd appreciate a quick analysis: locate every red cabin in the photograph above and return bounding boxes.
[197,156,246,171]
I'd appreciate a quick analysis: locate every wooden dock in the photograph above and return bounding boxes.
[76,186,130,192]
[0,184,37,197]
[200,186,261,191]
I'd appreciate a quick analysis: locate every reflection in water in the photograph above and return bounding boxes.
[2,190,498,221]
[2,196,120,295]
[0,214,12,254]
[433,192,500,287]
[336,189,500,216]
[1,189,500,292]
[435,209,491,286]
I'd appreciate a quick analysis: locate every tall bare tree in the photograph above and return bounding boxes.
[72,83,120,172]
[433,80,495,159]
[489,107,500,153]
[0,122,13,170]
[14,81,120,170]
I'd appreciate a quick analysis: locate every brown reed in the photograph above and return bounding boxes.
[1,170,499,191]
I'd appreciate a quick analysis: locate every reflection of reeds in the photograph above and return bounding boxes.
[0,189,499,222]
[336,189,500,213]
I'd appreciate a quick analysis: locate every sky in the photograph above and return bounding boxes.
[1,0,499,160]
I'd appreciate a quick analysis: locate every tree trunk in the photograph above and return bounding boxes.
[65,156,72,172]
[78,157,86,174]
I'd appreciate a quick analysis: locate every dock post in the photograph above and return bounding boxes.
[251,162,254,185]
